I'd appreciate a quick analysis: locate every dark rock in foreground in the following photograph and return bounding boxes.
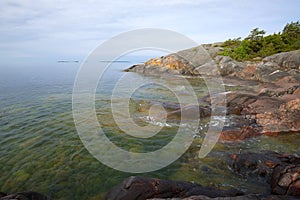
[150,194,298,200]
[104,152,300,200]
[0,191,51,200]
[104,176,243,200]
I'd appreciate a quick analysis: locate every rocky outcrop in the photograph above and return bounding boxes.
[125,48,300,83]
[113,47,300,200]
[215,50,300,83]
[125,55,193,75]
[263,50,300,70]
[125,44,223,76]
[217,87,300,140]
[125,47,300,140]
[131,83,300,141]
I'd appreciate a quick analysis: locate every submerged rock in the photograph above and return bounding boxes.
[228,151,284,179]
[228,151,300,198]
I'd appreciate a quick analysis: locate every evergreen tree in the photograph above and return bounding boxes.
[219,21,300,61]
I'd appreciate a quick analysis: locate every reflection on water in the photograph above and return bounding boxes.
[0,61,299,199]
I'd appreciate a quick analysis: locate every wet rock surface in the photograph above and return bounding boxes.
[228,151,285,179]
[228,151,300,198]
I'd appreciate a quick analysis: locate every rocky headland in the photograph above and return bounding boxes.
[115,45,300,199]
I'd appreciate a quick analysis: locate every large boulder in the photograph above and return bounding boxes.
[214,56,246,76]
[263,50,300,70]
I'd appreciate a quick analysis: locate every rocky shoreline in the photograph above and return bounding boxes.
[2,46,299,199]
[126,46,300,141]
[114,46,300,199]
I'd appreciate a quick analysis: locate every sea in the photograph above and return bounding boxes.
[0,54,299,199]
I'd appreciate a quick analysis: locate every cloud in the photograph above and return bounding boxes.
[0,0,299,65]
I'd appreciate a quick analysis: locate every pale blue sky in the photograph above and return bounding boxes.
[0,0,299,66]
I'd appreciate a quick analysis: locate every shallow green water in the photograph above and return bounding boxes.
[0,62,299,199]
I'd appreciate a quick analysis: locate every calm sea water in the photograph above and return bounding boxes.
[0,56,299,199]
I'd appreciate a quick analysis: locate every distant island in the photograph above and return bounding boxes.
[57,60,79,63]
[57,60,131,63]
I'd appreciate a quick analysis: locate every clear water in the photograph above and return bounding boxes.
[0,57,299,199]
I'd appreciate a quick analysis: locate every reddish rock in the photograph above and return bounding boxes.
[254,98,300,133]
[293,87,300,96]
[219,126,261,141]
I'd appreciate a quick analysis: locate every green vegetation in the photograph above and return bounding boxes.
[219,21,300,61]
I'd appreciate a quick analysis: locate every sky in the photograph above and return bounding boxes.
[0,0,299,66]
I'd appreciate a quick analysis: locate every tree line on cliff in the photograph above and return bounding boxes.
[219,21,300,61]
